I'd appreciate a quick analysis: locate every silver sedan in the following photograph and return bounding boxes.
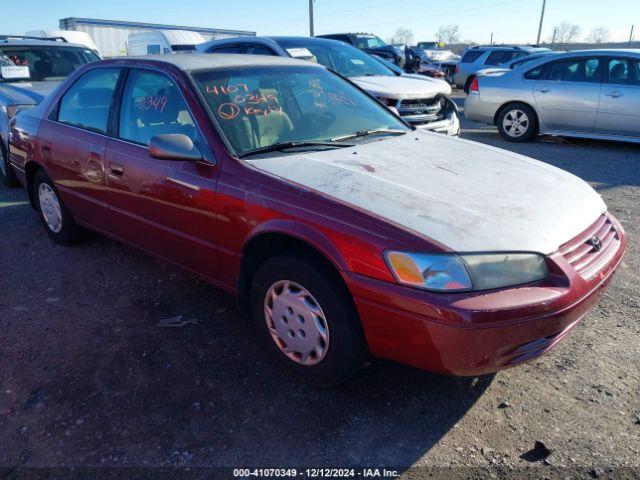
[464,49,640,143]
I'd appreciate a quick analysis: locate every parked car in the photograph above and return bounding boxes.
[316,33,405,68]
[464,49,640,143]
[475,51,556,78]
[9,54,626,385]
[415,49,461,83]
[454,45,550,92]
[196,36,459,134]
[127,30,205,56]
[0,35,100,186]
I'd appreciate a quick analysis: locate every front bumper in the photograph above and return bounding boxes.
[347,214,627,376]
[413,110,460,136]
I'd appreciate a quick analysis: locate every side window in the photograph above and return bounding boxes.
[57,68,120,134]
[118,70,196,146]
[208,45,242,54]
[461,50,485,63]
[524,64,544,79]
[485,50,514,66]
[546,58,601,83]
[608,58,640,86]
[146,45,161,55]
[246,44,276,56]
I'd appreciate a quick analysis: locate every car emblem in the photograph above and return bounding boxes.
[590,236,602,252]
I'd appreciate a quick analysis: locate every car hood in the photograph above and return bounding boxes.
[247,131,606,254]
[0,81,61,106]
[349,74,452,100]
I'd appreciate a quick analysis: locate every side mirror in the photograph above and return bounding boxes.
[148,134,203,162]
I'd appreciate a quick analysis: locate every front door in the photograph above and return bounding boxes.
[38,67,121,230]
[595,57,640,137]
[104,68,220,280]
[533,57,603,133]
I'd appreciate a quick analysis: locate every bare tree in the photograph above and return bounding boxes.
[551,21,582,43]
[436,25,461,45]
[389,27,414,45]
[586,27,610,44]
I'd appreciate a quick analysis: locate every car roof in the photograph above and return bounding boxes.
[97,53,323,71]
[0,38,87,49]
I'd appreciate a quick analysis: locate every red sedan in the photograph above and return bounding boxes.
[7,55,626,386]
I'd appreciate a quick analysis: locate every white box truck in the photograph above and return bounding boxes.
[127,30,205,55]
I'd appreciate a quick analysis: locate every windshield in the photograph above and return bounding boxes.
[0,45,99,82]
[353,35,387,49]
[192,65,409,156]
[277,39,394,77]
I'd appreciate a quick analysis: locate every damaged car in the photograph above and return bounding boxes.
[0,35,100,186]
[10,55,626,386]
[196,36,460,135]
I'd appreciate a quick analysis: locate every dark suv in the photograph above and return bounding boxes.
[316,33,405,68]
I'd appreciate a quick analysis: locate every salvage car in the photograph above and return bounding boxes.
[196,36,459,134]
[0,35,100,186]
[9,55,626,386]
[465,49,640,143]
[316,33,405,68]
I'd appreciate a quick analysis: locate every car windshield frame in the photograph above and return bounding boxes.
[275,39,395,78]
[189,64,410,157]
[0,44,99,82]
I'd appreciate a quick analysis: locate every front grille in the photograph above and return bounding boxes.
[397,97,443,120]
[559,214,620,279]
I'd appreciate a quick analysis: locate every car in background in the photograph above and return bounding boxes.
[416,49,461,83]
[127,30,205,55]
[475,51,557,78]
[0,35,100,186]
[9,54,626,386]
[464,49,640,143]
[454,45,550,92]
[316,33,405,68]
[197,36,459,134]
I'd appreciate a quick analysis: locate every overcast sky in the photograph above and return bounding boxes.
[2,0,638,44]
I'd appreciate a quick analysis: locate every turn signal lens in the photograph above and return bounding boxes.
[385,252,472,292]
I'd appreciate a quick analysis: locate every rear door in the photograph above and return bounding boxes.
[104,67,220,280]
[595,56,640,137]
[533,56,603,132]
[37,67,121,230]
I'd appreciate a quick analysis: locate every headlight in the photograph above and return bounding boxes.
[385,251,548,292]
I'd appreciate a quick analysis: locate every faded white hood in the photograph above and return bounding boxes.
[247,131,606,254]
[349,74,451,100]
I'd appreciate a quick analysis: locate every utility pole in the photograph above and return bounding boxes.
[309,0,315,37]
[536,0,547,44]
[630,25,635,46]
[490,32,494,44]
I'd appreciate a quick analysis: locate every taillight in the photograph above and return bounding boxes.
[470,77,479,92]
[454,64,459,74]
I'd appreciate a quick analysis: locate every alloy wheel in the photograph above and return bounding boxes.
[502,109,530,138]
[263,280,330,366]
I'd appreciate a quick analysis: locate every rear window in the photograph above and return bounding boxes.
[524,64,545,80]
[461,50,485,63]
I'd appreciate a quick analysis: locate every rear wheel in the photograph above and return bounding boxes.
[250,253,368,387]
[0,143,19,187]
[34,169,83,245]
[497,103,538,142]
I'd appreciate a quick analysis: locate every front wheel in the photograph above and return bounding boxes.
[497,103,538,142]
[0,144,19,187]
[250,253,368,387]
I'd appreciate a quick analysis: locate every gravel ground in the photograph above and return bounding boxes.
[1,95,639,478]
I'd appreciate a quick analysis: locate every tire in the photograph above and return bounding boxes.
[34,169,83,245]
[464,75,476,94]
[0,143,19,188]
[250,253,368,387]
[497,103,538,143]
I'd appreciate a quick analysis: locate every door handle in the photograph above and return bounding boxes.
[604,91,623,99]
[109,163,124,177]
[536,87,550,94]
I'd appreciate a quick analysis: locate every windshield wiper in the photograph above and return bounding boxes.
[330,128,407,142]
[238,141,354,159]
